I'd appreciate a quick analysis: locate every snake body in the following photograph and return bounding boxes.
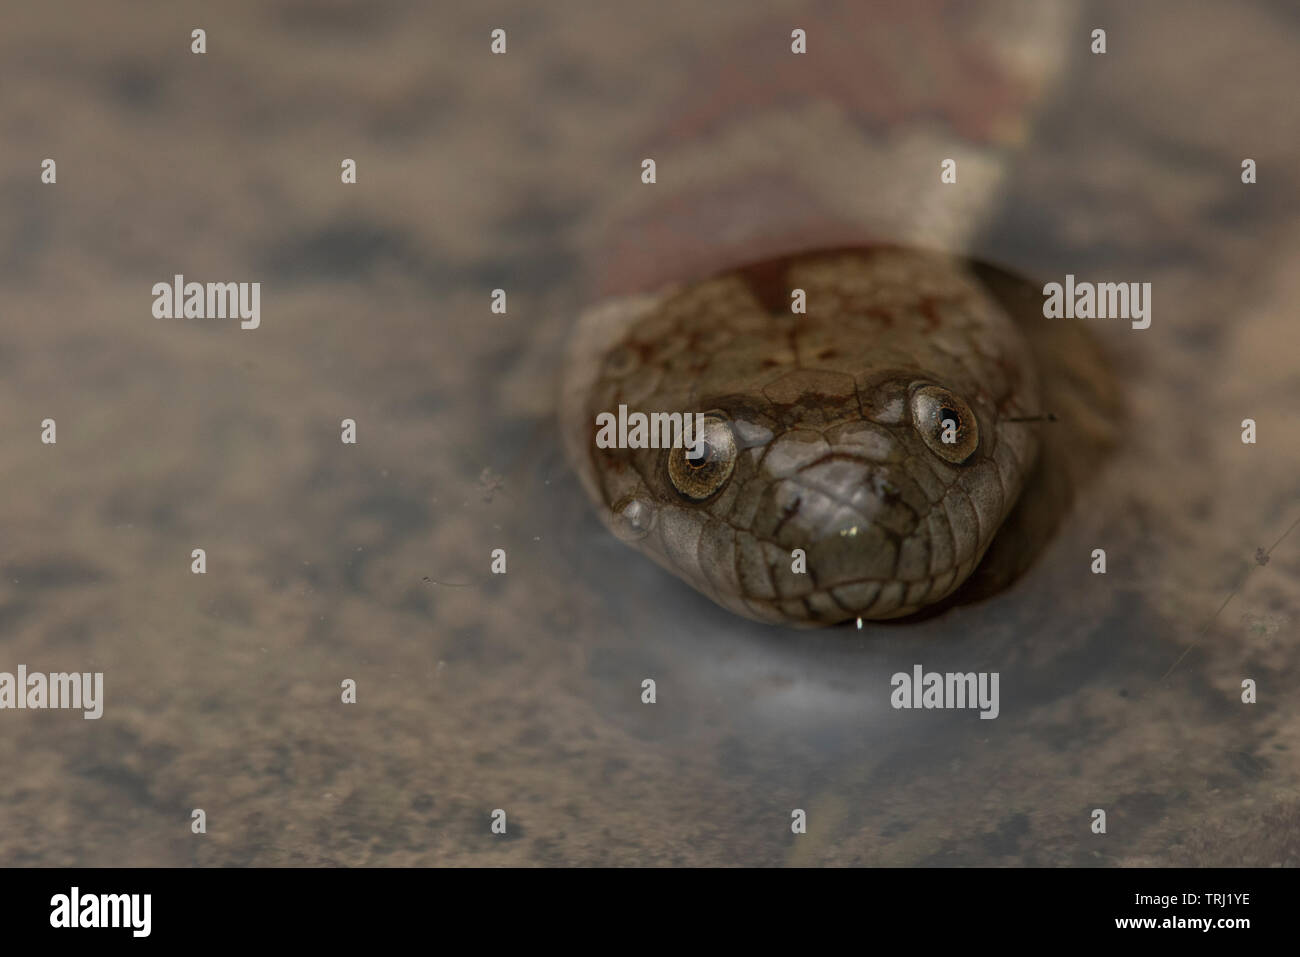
[562,246,1043,626]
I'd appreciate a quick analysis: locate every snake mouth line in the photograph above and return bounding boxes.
[738,552,985,624]
[726,510,990,625]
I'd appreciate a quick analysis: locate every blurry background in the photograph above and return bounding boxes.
[0,0,1297,865]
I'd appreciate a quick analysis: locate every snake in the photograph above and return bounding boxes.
[561,245,1057,626]
[556,1,1113,627]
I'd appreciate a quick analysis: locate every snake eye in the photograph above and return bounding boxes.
[667,414,737,501]
[911,385,978,464]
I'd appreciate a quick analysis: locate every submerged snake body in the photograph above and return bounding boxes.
[563,247,1043,626]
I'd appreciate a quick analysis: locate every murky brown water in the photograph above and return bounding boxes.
[1,0,1297,865]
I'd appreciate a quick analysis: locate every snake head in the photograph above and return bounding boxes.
[563,248,1043,627]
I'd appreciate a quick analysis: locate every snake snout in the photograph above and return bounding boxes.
[752,442,979,620]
